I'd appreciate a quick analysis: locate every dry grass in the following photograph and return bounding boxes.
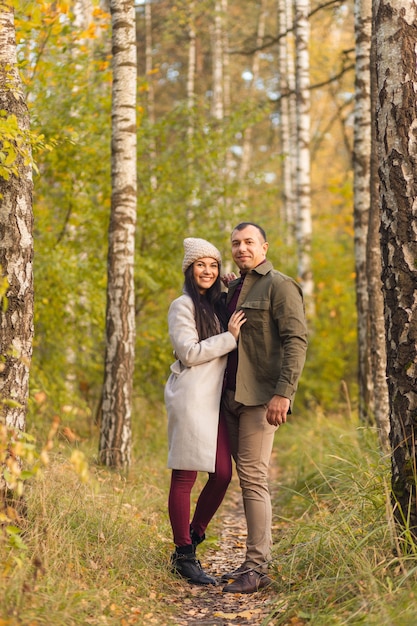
[0,407,176,625]
[264,411,417,625]
[2,406,417,625]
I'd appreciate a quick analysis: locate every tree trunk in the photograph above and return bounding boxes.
[375,0,417,538]
[145,0,157,192]
[0,3,34,434]
[238,0,268,183]
[368,0,390,453]
[353,0,374,424]
[99,0,137,469]
[278,0,296,244]
[221,0,230,118]
[294,0,314,318]
[73,0,94,30]
[186,1,196,226]
[187,2,196,127]
[211,0,224,121]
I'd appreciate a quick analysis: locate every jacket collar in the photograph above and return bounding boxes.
[247,259,273,276]
[237,259,273,281]
[228,260,273,293]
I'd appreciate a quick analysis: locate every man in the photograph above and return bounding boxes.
[221,222,308,594]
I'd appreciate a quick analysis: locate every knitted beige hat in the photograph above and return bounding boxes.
[182,237,222,273]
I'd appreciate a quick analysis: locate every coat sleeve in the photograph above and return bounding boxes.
[168,296,237,367]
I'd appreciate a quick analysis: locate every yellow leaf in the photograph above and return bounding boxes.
[238,610,262,618]
[213,609,262,619]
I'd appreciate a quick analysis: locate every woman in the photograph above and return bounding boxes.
[165,237,245,586]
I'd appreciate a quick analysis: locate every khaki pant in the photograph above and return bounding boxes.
[221,389,277,573]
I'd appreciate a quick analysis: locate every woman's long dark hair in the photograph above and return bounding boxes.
[184,263,229,340]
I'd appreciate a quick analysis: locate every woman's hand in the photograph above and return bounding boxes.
[227,309,246,340]
[221,272,237,287]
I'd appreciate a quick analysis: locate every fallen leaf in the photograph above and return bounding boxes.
[214,608,262,619]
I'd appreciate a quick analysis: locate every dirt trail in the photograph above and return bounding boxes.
[169,476,279,626]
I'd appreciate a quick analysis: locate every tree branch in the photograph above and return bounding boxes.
[230,0,348,56]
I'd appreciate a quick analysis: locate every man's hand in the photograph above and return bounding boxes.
[266,394,290,426]
[221,272,237,287]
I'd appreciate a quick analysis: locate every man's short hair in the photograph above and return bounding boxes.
[232,222,267,242]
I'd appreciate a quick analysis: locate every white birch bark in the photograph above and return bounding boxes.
[73,0,93,30]
[353,0,373,423]
[211,0,224,121]
[375,0,417,535]
[145,0,157,191]
[221,0,233,195]
[221,0,230,117]
[238,0,268,183]
[287,0,298,241]
[217,0,235,271]
[99,0,137,469]
[187,2,196,122]
[186,1,196,226]
[278,0,296,242]
[0,4,34,433]
[294,0,314,317]
[368,0,389,452]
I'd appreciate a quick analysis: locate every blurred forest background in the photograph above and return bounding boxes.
[18,0,356,433]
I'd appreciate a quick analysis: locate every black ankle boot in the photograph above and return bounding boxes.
[171,549,217,585]
[190,525,206,550]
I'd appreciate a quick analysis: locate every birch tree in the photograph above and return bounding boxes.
[353,0,373,423]
[278,0,297,242]
[99,0,137,469]
[294,0,314,317]
[238,0,268,183]
[0,3,34,434]
[368,0,389,453]
[354,0,389,451]
[186,0,196,225]
[145,0,157,192]
[211,0,224,122]
[210,0,232,232]
[375,0,417,537]
[186,2,196,126]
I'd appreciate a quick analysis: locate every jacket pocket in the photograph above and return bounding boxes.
[240,299,269,331]
[241,299,269,310]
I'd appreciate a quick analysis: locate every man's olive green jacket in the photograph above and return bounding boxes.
[226,260,308,407]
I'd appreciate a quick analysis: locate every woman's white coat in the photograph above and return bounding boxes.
[164,294,237,472]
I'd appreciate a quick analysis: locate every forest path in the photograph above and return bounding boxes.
[168,464,281,625]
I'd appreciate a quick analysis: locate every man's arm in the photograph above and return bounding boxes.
[273,278,308,397]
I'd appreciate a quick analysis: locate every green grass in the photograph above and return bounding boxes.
[2,404,417,625]
[265,411,417,625]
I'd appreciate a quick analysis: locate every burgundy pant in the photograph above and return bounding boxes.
[168,414,232,547]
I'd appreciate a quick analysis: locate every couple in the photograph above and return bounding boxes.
[164,222,308,594]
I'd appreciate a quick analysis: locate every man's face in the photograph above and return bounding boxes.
[231,225,268,271]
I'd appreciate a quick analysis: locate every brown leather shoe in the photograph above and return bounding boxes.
[222,570,273,594]
[220,562,249,583]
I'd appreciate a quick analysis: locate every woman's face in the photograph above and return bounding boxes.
[193,257,219,294]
